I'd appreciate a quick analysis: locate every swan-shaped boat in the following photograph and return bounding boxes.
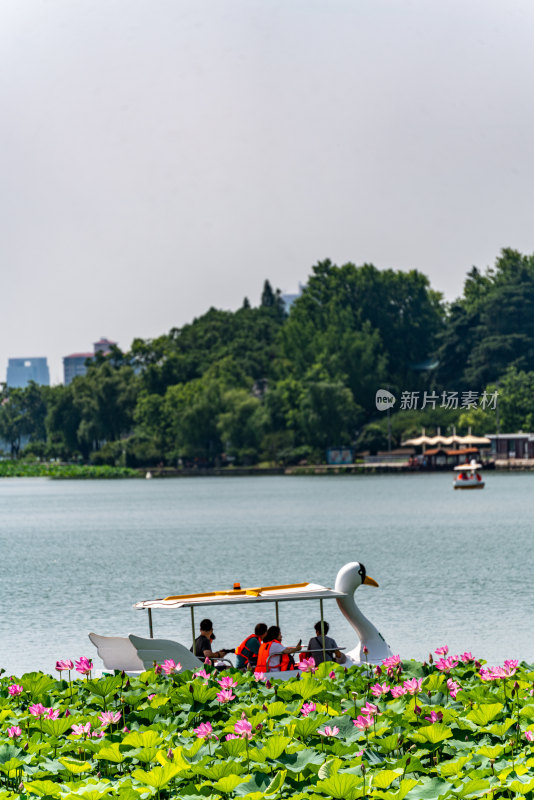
[128,561,392,677]
[453,459,484,489]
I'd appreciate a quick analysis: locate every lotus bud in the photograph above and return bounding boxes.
[167,748,173,760]
[428,653,433,664]
[363,646,368,654]
[414,705,421,715]
[266,680,271,689]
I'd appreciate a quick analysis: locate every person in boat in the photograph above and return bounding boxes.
[306,620,346,665]
[256,625,302,672]
[235,623,268,669]
[191,618,228,662]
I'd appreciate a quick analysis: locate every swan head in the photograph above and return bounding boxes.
[335,562,379,595]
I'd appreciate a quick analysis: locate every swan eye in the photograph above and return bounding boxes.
[358,563,367,582]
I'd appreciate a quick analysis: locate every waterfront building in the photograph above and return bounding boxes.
[63,337,117,384]
[6,357,50,388]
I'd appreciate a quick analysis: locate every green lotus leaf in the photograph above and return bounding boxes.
[132,746,158,764]
[316,772,362,800]
[41,717,74,737]
[96,742,126,763]
[318,757,342,780]
[220,737,247,757]
[86,676,122,699]
[477,744,505,759]
[213,774,244,793]
[196,760,245,780]
[0,757,24,776]
[455,777,491,797]
[24,779,63,797]
[487,718,514,736]
[265,768,287,795]
[401,776,453,799]
[122,729,161,749]
[372,768,403,789]
[508,777,534,795]
[58,757,94,775]
[465,703,503,727]
[20,673,57,701]
[439,755,471,777]
[278,748,324,773]
[265,701,287,717]
[131,762,182,789]
[411,723,453,744]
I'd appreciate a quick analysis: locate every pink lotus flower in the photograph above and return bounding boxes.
[194,669,209,680]
[217,676,238,689]
[525,730,534,742]
[301,702,316,717]
[162,659,180,675]
[234,714,253,740]
[8,684,23,696]
[435,645,449,656]
[362,702,378,716]
[7,726,21,739]
[91,730,104,738]
[391,685,407,698]
[75,657,93,676]
[194,721,215,739]
[253,671,265,681]
[148,694,156,701]
[99,711,121,727]
[55,659,74,672]
[382,655,401,669]
[435,656,459,672]
[460,652,474,662]
[480,662,519,681]
[425,710,443,723]
[353,715,373,730]
[318,725,339,737]
[298,657,316,673]
[371,682,390,697]
[29,703,46,717]
[329,670,336,679]
[71,722,91,736]
[447,678,460,699]
[216,688,235,703]
[403,678,423,695]
[225,733,239,740]
[47,708,60,720]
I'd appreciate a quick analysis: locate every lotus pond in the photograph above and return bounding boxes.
[1,650,534,800]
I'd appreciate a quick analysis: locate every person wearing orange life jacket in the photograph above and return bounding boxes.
[235,623,268,669]
[256,625,302,672]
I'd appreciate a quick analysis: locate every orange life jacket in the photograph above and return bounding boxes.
[256,639,295,672]
[235,634,259,666]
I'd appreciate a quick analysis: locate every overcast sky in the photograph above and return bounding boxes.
[2,0,534,383]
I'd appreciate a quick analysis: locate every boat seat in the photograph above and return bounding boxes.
[88,632,145,672]
[128,634,204,672]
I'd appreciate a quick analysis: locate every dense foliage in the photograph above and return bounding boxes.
[3,249,534,466]
[1,650,534,799]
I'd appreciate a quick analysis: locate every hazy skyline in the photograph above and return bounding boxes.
[2,0,534,383]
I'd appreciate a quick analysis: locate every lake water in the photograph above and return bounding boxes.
[0,472,532,676]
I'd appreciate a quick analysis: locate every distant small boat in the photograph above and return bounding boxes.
[453,459,484,490]
[145,471,152,480]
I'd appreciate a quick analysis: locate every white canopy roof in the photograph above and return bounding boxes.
[134,581,347,610]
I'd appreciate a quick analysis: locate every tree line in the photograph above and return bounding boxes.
[2,248,534,466]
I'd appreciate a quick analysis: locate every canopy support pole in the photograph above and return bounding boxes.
[148,608,153,639]
[191,607,196,655]
[275,601,279,628]
[320,598,326,664]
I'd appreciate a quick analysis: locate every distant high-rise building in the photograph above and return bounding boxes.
[6,357,50,388]
[281,282,305,313]
[63,337,117,385]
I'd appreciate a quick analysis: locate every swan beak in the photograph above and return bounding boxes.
[363,575,379,587]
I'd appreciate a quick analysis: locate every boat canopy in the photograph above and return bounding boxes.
[454,462,482,470]
[134,581,347,611]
